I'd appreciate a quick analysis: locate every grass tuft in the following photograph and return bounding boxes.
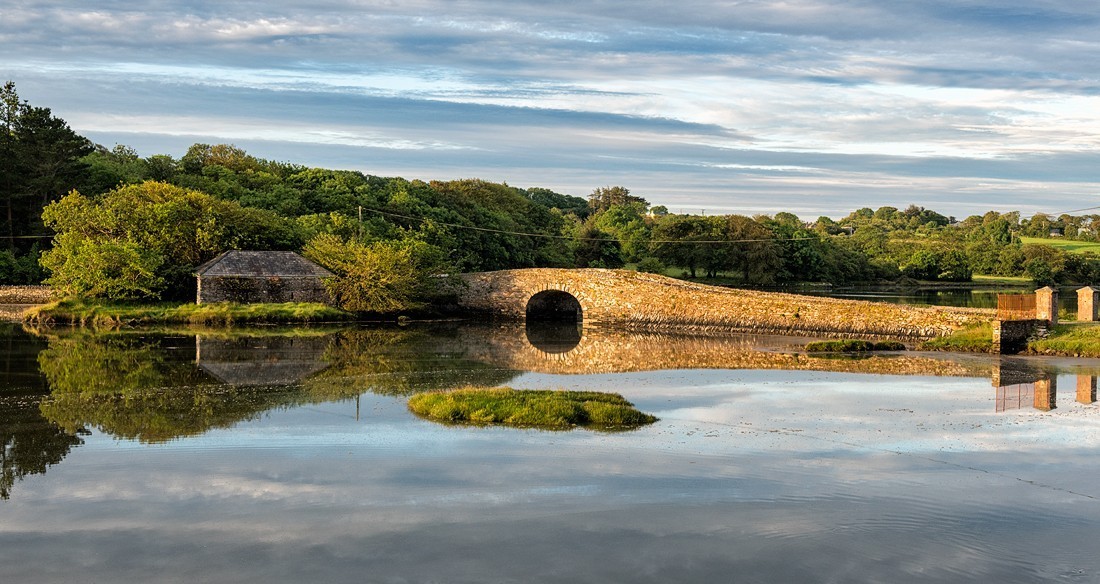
[407,386,658,430]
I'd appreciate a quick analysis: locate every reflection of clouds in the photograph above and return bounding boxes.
[5,418,1099,583]
[8,328,1100,581]
[511,369,1100,456]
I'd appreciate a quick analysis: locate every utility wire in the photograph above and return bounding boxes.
[1047,205,1100,216]
[362,206,823,245]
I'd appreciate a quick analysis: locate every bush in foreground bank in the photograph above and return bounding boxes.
[408,387,658,430]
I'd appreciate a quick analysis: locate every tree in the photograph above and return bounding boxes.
[303,234,448,313]
[591,202,650,262]
[650,215,714,278]
[524,187,589,219]
[41,181,300,299]
[570,224,624,268]
[587,186,646,213]
[0,81,92,260]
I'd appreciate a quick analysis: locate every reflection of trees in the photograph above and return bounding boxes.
[1,396,86,499]
[307,328,520,398]
[0,324,83,500]
[32,326,520,444]
[37,333,308,443]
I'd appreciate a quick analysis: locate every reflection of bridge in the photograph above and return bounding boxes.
[458,269,992,338]
[456,322,993,378]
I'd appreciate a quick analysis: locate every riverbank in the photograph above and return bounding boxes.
[920,321,1100,357]
[25,298,352,326]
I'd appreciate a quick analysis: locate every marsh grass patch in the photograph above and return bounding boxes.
[407,386,658,430]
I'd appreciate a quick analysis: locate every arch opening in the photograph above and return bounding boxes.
[525,320,582,354]
[525,290,583,323]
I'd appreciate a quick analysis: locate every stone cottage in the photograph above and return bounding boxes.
[195,250,333,304]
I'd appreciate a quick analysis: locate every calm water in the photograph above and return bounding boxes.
[2,322,1100,583]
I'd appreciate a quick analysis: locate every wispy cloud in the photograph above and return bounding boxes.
[4,0,1100,216]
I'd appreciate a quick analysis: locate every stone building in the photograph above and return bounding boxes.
[195,250,333,304]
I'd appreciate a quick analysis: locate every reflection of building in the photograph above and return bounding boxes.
[196,335,330,386]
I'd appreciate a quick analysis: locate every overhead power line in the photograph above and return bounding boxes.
[361,207,823,245]
[1048,205,1100,216]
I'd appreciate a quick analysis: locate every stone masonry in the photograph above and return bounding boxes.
[457,268,993,338]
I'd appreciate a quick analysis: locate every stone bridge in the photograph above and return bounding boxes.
[456,268,993,338]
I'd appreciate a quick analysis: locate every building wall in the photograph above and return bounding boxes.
[197,276,331,305]
[457,268,993,338]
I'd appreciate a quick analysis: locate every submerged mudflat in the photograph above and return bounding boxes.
[2,322,1099,583]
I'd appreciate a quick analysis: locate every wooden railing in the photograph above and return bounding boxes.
[997,293,1036,320]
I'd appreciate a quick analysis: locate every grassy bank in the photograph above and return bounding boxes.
[25,298,352,326]
[919,322,1100,356]
[920,322,994,353]
[1028,324,1100,357]
[408,386,658,430]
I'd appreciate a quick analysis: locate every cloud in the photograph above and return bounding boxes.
[4,0,1100,215]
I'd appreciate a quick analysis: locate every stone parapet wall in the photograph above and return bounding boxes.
[458,268,993,338]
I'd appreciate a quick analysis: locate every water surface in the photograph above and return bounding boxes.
[2,323,1099,583]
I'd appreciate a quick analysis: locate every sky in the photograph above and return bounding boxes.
[2,1,1100,218]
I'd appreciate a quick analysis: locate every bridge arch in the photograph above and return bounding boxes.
[526,289,584,322]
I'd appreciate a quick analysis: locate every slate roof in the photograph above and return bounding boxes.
[195,250,333,278]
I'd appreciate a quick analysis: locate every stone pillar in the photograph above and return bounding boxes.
[1077,286,1098,322]
[1034,377,1057,411]
[1035,286,1058,324]
[1077,375,1096,404]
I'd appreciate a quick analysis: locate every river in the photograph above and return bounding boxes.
[1,322,1098,582]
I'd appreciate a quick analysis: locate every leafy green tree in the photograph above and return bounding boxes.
[1024,257,1056,286]
[723,215,782,284]
[79,144,150,195]
[303,234,448,313]
[41,181,300,299]
[523,187,589,219]
[650,215,715,278]
[570,223,624,268]
[587,185,646,213]
[591,202,651,262]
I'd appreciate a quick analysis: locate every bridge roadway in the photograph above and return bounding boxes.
[456,268,993,339]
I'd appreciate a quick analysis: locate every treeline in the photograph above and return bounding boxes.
[4,82,1100,311]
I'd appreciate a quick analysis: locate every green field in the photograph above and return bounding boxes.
[1020,237,1100,254]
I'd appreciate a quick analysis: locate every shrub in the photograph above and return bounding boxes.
[407,387,658,430]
